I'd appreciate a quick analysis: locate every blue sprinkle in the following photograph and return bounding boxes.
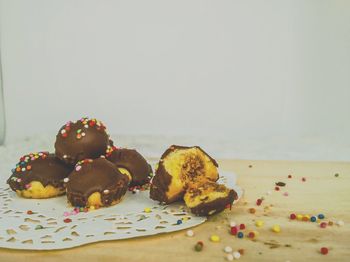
[318,214,325,219]
[176,220,182,225]
[237,232,244,238]
[310,216,317,222]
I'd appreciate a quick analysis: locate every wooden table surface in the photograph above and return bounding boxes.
[0,159,349,261]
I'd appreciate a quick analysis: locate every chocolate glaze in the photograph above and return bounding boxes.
[66,157,130,207]
[54,118,110,166]
[106,148,152,186]
[7,152,72,192]
[189,189,237,216]
[150,145,218,204]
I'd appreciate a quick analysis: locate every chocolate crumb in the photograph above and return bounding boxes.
[335,173,339,177]
[275,182,286,187]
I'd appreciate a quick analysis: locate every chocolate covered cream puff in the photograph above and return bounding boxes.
[66,157,130,208]
[106,146,152,186]
[150,145,219,204]
[55,117,110,165]
[7,152,72,198]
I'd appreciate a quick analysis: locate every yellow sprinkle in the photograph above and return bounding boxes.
[296,214,303,220]
[255,220,264,227]
[89,206,95,211]
[144,207,152,213]
[304,215,310,220]
[210,234,220,242]
[272,224,281,233]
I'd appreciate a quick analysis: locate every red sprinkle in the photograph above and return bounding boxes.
[320,247,328,255]
[256,198,263,206]
[64,218,72,223]
[248,232,255,238]
[230,226,238,235]
[239,223,246,230]
[27,210,33,215]
[320,222,327,228]
[275,186,280,191]
[290,213,296,220]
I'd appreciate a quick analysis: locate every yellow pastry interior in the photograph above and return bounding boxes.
[16,181,65,199]
[184,182,230,209]
[161,147,219,202]
[118,167,132,181]
[86,191,124,208]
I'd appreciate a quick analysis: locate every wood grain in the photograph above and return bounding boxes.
[0,159,349,261]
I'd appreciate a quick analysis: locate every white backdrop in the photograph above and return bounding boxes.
[0,0,349,160]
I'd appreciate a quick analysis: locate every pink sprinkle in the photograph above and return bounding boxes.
[75,165,82,171]
[72,210,78,215]
[63,212,69,217]
[25,184,31,189]
[17,178,22,183]
[283,192,289,196]
[320,222,327,228]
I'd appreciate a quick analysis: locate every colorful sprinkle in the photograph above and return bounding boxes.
[275,186,280,191]
[318,214,325,219]
[320,247,328,255]
[310,216,317,222]
[302,177,306,182]
[233,251,241,259]
[186,230,194,237]
[144,207,152,213]
[239,223,245,230]
[224,246,233,253]
[296,214,303,220]
[64,218,72,223]
[255,220,264,227]
[256,198,263,206]
[320,222,327,228]
[237,232,244,238]
[75,165,82,171]
[226,254,234,261]
[195,241,203,251]
[288,175,292,178]
[337,220,344,226]
[210,234,220,242]
[26,210,33,215]
[302,215,310,222]
[249,208,256,214]
[176,219,182,225]
[272,224,281,233]
[35,225,43,230]
[290,213,297,220]
[63,178,69,183]
[248,231,255,238]
[229,221,236,227]
[230,226,238,235]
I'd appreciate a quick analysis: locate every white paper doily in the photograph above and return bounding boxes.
[0,171,242,250]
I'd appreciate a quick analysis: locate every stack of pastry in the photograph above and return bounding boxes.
[150,145,237,216]
[7,117,152,209]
